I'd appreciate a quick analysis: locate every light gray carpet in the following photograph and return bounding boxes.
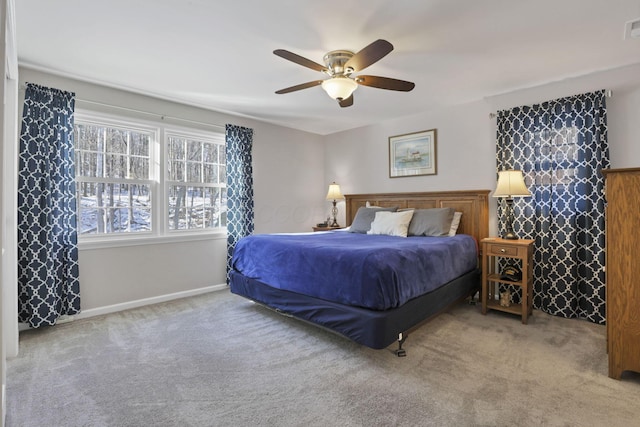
[7,289,640,427]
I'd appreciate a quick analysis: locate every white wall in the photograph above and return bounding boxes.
[1,0,18,424]
[324,63,640,236]
[250,119,328,233]
[324,99,497,233]
[18,67,325,314]
[1,0,7,421]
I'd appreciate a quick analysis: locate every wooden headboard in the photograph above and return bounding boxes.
[345,190,490,245]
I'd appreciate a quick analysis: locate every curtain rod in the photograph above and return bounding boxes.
[76,99,226,130]
[488,89,613,119]
[19,84,225,130]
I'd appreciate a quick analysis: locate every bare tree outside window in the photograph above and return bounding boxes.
[167,133,226,231]
[74,113,225,239]
[75,120,153,235]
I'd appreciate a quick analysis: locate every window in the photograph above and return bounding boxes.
[166,132,227,230]
[74,112,225,240]
[75,119,155,235]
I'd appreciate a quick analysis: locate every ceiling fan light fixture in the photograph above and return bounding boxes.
[274,39,414,107]
[321,77,358,100]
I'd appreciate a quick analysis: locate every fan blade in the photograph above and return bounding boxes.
[356,75,415,92]
[274,49,327,72]
[339,95,353,108]
[275,80,324,94]
[344,39,394,72]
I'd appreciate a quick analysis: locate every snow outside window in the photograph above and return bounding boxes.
[75,119,154,235]
[166,132,227,231]
[73,112,226,241]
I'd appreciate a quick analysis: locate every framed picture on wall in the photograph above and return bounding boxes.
[389,129,437,178]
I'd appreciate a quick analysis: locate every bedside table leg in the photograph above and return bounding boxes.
[481,254,488,315]
[521,286,526,324]
[521,285,530,324]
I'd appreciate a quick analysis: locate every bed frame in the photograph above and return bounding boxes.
[230,190,490,356]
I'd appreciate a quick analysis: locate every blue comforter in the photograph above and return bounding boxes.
[231,231,478,311]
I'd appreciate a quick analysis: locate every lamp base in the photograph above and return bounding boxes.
[329,200,339,228]
[502,198,518,240]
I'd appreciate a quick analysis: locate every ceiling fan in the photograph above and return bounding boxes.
[274,39,415,108]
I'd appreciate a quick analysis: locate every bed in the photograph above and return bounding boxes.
[229,190,489,355]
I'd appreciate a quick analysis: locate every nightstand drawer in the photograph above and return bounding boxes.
[487,244,519,256]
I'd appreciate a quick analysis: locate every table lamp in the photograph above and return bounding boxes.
[326,182,344,227]
[493,170,531,240]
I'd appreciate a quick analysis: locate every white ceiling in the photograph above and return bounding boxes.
[15,0,640,135]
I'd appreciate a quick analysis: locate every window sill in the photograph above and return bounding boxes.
[78,230,227,251]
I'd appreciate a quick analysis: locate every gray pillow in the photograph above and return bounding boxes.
[349,206,398,233]
[408,208,455,236]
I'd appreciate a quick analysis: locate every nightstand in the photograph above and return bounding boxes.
[312,226,344,232]
[481,237,534,324]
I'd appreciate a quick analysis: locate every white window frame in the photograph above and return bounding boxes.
[164,127,227,234]
[74,110,226,250]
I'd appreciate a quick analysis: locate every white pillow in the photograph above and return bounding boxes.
[367,210,415,237]
[448,212,463,236]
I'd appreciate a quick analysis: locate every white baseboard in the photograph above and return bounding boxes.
[19,284,227,331]
[81,284,228,319]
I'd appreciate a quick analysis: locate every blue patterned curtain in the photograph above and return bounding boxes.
[225,124,254,284]
[18,83,80,328]
[496,90,609,324]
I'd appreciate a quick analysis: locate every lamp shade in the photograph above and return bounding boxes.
[493,170,531,198]
[321,77,358,100]
[326,182,344,201]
